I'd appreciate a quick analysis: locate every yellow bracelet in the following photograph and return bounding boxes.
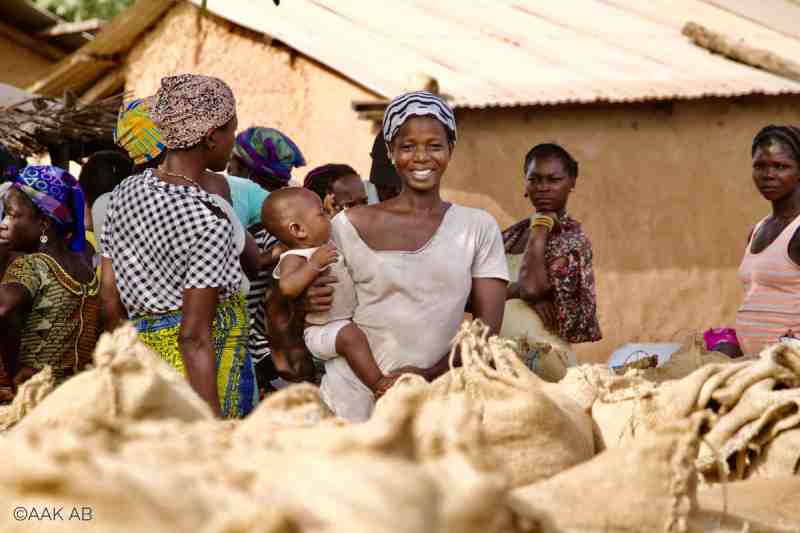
[531,220,553,232]
[530,215,554,231]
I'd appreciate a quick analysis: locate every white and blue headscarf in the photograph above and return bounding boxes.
[382,91,457,146]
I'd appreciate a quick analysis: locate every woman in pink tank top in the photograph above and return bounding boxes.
[736,125,800,355]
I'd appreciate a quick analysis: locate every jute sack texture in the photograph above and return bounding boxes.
[12,325,213,434]
[695,477,800,533]
[510,417,704,533]
[234,370,530,533]
[430,321,595,488]
[641,335,736,383]
[502,299,573,382]
[590,342,800,481]
[501,254,575,382]
[0,365,54,431]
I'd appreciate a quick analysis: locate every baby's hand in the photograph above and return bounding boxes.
[309,243,338,271]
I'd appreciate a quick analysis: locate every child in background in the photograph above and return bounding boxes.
[329,173,368,214]
[262,188,393,407]
[303,164,368,216]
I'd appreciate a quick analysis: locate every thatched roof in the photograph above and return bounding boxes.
[0,89,123,157]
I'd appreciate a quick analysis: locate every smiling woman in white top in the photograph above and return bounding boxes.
[315,91,509,421]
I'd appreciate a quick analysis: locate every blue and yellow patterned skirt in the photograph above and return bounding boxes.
[132,294,258,418]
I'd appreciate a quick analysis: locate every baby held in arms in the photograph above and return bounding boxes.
[262,188,393,398]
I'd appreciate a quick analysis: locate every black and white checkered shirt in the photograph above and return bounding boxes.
[101,170,241,317]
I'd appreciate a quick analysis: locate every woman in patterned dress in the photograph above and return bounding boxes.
[503,143,601,353]
[0,166,99,390]
[100,74,257,418]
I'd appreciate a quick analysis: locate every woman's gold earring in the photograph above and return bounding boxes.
[39,232,48,245]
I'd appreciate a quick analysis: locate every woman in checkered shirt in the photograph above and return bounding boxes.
[100,74,258,418]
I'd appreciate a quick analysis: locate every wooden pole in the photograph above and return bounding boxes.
[78,68,125,105]
[683,22,800,83]
[37,19,104,38]
[0,20,66,62]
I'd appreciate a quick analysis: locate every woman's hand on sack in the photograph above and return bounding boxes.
[371,375,399,399]
[373,366,428,399]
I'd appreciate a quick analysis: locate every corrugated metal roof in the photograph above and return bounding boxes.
[193,0,800,108]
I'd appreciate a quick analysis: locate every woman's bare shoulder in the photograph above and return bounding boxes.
[345,203,390,230]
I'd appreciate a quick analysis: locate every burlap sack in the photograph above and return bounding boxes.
[431,321,595,488]
[232,378,425,458]
[510,418,703,533]
[502,253,574,383]
[0,423,223,533]
[204,508,300,533]
[1,408,441,533]
[556,364,615,413]
[401,378,519,533]
[235,371,531,533]
[592,342,800,481]
[695,477,800,533]
[590,372,657,449]
[244,449,442,533]
[235,382,335,443]
[501,299,574,382]
[0,365,54,431]
[641,335,734,383]
[13,325,213,433]
[679,344,800,479]
[748,428,800,478]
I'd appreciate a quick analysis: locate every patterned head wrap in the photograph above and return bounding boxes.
[151,74,236,150]
[382,91,457,146]
[752,125,800,161]
[232,127,306,184]
[11,166,86,252]
[114,97,165,165]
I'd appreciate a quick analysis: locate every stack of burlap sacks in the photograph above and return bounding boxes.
[0,321,798,532]
[560,335,800,532]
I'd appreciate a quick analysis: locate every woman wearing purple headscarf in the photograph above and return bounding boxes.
[227,127,306,192]
[0,166,99,390]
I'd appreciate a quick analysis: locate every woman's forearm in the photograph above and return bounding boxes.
[179,287,222,416]
[99,257,127,332]
[240,233,261,280]
[518,228,552,302]
[178,334,222,416]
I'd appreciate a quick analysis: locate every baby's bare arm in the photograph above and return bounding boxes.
[279,244,338,299]
[278,255,322,299]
